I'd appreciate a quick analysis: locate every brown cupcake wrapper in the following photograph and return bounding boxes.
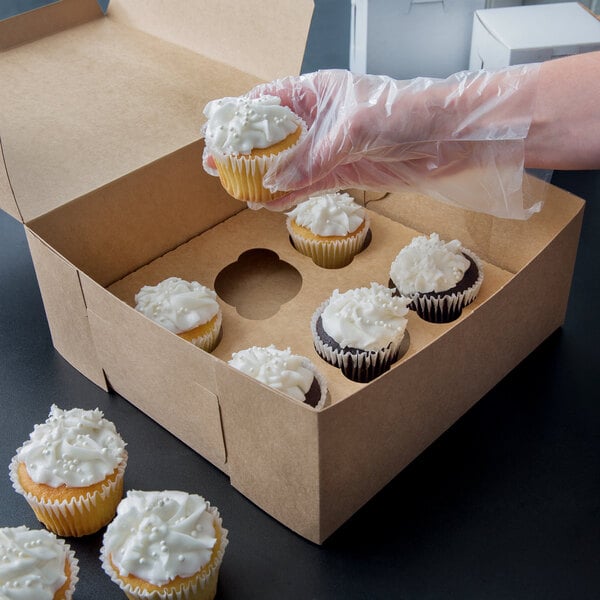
[10,452,127,537]
[212,121,306,204]
[286,214,371,269]
[301,357,329,410]
[310,300,405,383]
[100,504,228,600]
[395,248,484,323]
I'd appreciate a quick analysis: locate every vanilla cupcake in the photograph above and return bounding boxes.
[0,526,79,600]
[286,191,370,268]
[100,490,228,600]
[389,233,484,323]
[229,345,328,409]
[135,277,222,352]
[10,405,127,538]
[311,283,411,383]
[201,94,305,204]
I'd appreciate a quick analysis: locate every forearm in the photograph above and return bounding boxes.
[525,51,600,169]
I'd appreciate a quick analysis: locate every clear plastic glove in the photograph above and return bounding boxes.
[243,66,543,219]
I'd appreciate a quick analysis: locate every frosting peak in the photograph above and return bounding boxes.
[202,95,300,155]
[322,283,410,351]
[286,192,366,236]
[135,277,220,335]
[102,490,217,586]
[228,346,317,403]
[16,405,126,488]
[0,526,75,600]
[390,233,470,294]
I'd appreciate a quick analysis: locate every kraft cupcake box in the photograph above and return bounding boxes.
[0,1,584,543]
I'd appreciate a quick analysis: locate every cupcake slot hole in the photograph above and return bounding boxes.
[214,248,302,320]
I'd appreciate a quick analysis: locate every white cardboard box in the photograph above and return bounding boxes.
[350,0,486,79]
[469,2,600,70]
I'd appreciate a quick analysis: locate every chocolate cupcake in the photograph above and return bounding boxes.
[228,345,328,409]
[389,233,484,323]
[311,283,411,383]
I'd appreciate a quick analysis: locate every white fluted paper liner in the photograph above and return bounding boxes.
[287,214,371,269]
[9,452,127,537]
[301,357,329,410]
[310,300,406,383]
[211,121,307,204]
[61,540,80,600]
[394,248,484,323]
[100,505,228,600]
[186,311,222,352]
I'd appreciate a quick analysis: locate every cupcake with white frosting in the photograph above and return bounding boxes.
[285,191,370,268]
[0,526,79,600]
[135,277,222,352]
[228,345,328,409]
[100,490,228,600]
[311,283,411,383]
[389,233,484,323]
[201,94,305,204]
[9,405,128,537]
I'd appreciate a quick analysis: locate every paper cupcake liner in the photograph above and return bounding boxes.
[212,122,306,204]
[310,300,405,383]
[287,214,371,269]
[302,357,329,410]
[397,249,484,324]
[60,541,80,600]
[185,311,222,353]
[100,505,228,600]
[10,452,127,537]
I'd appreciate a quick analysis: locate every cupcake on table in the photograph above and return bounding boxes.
[285,191,370,268]
[9,405,128,537]
[389,233,484,323]
[201,94,305,204]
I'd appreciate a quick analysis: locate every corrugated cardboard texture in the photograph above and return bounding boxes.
[0,16,260,223]
[107,0,314,82]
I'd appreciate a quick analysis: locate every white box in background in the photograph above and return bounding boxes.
[350,0,486,79]
[470,2,600,70]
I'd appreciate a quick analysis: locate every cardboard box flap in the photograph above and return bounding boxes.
[0,1,312,225]
[0,0,105,51]
[107,0,314,82]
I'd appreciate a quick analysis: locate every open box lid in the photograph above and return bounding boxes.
[0,0,314,224]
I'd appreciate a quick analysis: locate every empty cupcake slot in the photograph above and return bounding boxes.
[214,249,302,320]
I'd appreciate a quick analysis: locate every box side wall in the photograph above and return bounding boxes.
[24,229,108,390]
[79,273,227,471]
[316,205,584,541]
[215,361,322,542]
[0,0,103,51]
[28,142,244,287]
[107,0,313,81]
[0,137,21,222]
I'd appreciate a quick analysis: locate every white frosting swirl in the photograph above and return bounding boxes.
[321,283,410,352]
[390,233,471,294]
[16,405,126,488]
[102,490,217,587]
[202,95,300,155]
[286,192,366,236]
[135,277,220,335]
[0,526,70,600]
[229,346,316,403]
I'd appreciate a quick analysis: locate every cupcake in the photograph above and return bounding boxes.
[201,94,305,204]
[285,191,371,268]
[100,490,228,600]
[389,233,484,323]
[311,283,411,383]
[135,277,222,352]
[9,405,128,537]
[228,345,328,409]
[0,526,79,600]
